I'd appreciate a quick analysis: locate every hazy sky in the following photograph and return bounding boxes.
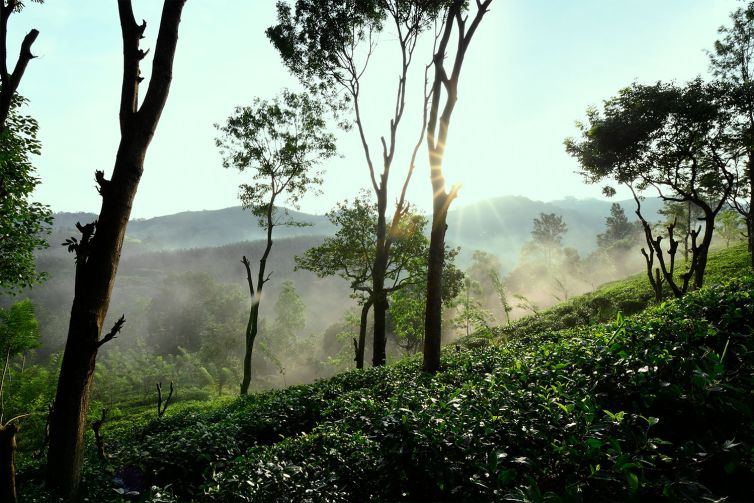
[10,0,741,218]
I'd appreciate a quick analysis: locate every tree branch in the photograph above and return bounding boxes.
[97,315,126,348]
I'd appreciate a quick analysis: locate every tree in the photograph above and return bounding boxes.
[597,202,641,274]
[272,280,305,346]
[451,277,493,338]
[269,0,442,367]
[0,1,48,297]
[423,0,492,373]
[530,212,567,263]
[565,79,739,299]
[656,201,703,262]
[718,208,745,247]
[295,194,430,368]
[215,90,335,395]
[47,1,187,495]
[0,0,41,131]
[0,95,50,295]
[0,299,39,503]
[709,2,754,268]
[257,280,306,382]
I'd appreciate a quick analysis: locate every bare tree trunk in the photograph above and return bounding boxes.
[423,191,451,372]
[0,0,38,132]
[0,423,18,503]
[422,0,491,373]
[46,1,186,495]
[356,298,373,369]
[239,202,274,395]
[372,188,388,366]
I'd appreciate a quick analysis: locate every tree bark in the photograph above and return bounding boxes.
[239,201,275,395]
[356,298,373,369]
[0,0,39,132]
[0,423,18,503]
[372,187,388,366]
[422,0,491,373]
[423,193,450,372]
[46,1,186,495]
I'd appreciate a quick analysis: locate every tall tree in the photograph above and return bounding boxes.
[295,193,429,368]
[566,79,739,298]
[216,90,335,395]
[46,1,187,495]
[423,0,492,373]
[709,1,754,268]
[0,0,41,131]
[268,0,440,366]
[0,1,49,296]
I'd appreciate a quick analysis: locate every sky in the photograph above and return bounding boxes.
[8,0,743,219]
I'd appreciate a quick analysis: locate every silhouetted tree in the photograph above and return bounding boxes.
[47,1,187,495]
[0,0,41,131]
[566,79,739,298]
[215,90,335,395]
[423,0,492,373]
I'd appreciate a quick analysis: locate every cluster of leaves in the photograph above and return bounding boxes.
[15,264,749,502]
[0,95,51,295]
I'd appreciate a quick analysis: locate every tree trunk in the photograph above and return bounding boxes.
[0,423,18,503]
[0,0,39,133]
[421,0,490,373]
[239,200,275,395]
[240,299,260,395]
[693,209,715,289]
[46,1,186,495]
[423,194,449,373]
[356,299,373,369]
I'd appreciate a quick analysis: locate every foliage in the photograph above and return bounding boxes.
[0,95,51,295]
[531,212,567,248]
[0,299,40,421]
[146,272,246,356]
[718,208,746,247]
[215,89,336,227]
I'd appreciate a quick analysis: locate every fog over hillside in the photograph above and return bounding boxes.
[20,195,661,360]
[49,195,662,266]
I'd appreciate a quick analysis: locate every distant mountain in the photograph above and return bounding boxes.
[31,196,664,353]
[50,196,661,262]
[51,207,336,252]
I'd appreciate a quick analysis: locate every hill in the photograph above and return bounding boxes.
[18,244,752,502]
[48,195,661,264]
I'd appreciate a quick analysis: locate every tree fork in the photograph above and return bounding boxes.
[0,0,39,131]
[46,0,187,495]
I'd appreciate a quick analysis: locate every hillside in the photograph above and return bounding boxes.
[17,244,753,502]
[48,195,661,265]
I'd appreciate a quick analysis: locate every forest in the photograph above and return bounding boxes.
[1,1,753,502]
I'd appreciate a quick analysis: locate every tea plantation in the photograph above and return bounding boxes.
[19,244,754,502]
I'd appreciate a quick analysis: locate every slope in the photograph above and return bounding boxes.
[17,244,752,502]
